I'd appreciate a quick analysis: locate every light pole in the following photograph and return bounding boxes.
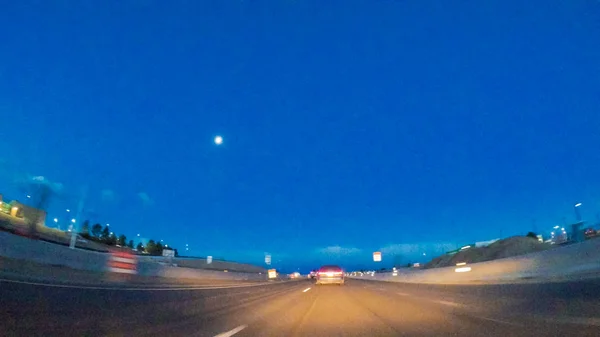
[69,186,88,249]
[572,203,584,243]
[574,203,582,222]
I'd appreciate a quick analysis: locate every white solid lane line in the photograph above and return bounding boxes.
[539,316,600,326]
[471,316,522,326]
[214,325,247,337]
[0,278,273,291]
[431,300,463,307]
[303,287,311,292]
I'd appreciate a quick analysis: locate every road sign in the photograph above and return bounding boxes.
[373,251,382,262]
[268,269,277,279]
[162,249,175,257]
[207,256,213,264]
[265,254,271,265]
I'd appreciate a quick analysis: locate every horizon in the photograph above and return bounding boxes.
[1,1,599,273]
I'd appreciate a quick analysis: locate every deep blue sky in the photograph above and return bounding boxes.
[1,1,599,272]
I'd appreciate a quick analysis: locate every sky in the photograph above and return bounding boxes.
[1,1,599,272]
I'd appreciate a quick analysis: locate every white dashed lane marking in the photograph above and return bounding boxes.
[213,325,247,337]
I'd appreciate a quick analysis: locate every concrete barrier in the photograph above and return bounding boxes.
[0,231,267,281]
[138,262,265,281]
[0,231,107,272]
[139,255,266,273]
[351,238,600,284]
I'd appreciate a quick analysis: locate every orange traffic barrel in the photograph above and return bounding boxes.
[107,250,137,274]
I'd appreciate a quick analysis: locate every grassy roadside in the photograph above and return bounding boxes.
[0,212,109,252]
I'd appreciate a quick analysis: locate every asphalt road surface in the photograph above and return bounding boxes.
[1,277,599,336]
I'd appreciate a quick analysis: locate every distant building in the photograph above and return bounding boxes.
[10,201,47,227]
[0,193,47,227]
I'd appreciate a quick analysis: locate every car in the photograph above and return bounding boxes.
[316,265,344,285]
[309,270,317,279]
[584,228,597,238]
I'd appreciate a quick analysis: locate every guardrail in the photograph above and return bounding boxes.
[350,238,600,284]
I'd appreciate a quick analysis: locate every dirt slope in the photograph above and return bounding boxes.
[424,236,553,269]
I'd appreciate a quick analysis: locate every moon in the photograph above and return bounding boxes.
[214,135,223,145]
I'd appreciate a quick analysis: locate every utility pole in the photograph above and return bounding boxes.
[69,185,88,249]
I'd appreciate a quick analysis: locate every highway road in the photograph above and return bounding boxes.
[1,277,599,336]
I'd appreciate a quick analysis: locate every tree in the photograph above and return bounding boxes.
[91,223,103,238]
[80,220,91,238]
[174,249,179,257]
[146,240,164,255]
[127,240,134,249]
[106,233,117,246]
[156,242,164,255]
[136,242,145,253]
[117,234,127,246]
[101,225,110,242]
[19,177,60,238]
[526,232,538,240]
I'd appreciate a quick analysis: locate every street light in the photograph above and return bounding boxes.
[54,218,58,223]
[66,209,70,212]
[574,202,582,222]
